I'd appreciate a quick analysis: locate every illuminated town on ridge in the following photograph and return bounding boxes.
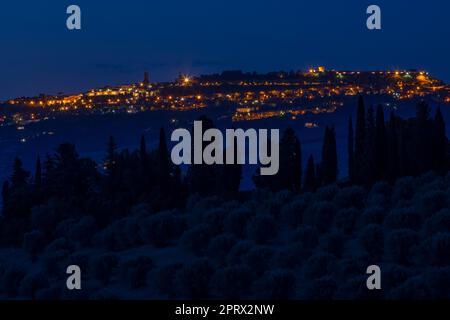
[1,67,449,127]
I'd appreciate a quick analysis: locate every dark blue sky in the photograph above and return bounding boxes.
[0,0,449,100]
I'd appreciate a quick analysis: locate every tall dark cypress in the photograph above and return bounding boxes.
[348,117,355,183]
[186,116,218,196]
[105,136,117,174]
[2,181,10,209]
[12,157,29,189]
[253,128,301,192]
[321,126,338,185]
[364,105,376,185]
[220,134,242,197]
[303,155,316,192]
[375,105,387,181]
[140,135,147,160]
[158,127,170,180]
[279,128,302,192]
[34,156,42,189]
[355,96,366,184]
[387,112,400,182]
[433,106,447,172]
[415,101,432,173]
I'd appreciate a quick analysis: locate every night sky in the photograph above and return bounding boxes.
[0,0,449,100]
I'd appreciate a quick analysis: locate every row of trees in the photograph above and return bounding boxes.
[349,97,447,186]
[255,98,448,192]
[1,98,448,245]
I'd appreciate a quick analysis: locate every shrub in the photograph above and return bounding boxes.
[210,266,253,299]
[273,244,304,269]
[358,206,385,226]
[45,237,72,253]
[30,203,59,232]
[180,224,213,256]
[207,234,237,265]
[291,225,319,256]
[381,263,412,293]
[384,207,422,231]
[154,263,183,298]
[67,216,96,246]
[18,272,49,298]
[175,259,214,299]
[314,184,339,202]
[333,186,366,209]
[304,201,336,233]
[243,246,274,276]
[392,176,415,202]
[139,211,185,247]
[201,208,228,235]
[92,224,119,251]
[423,209,450,236]
[319,231,346,258]
[252,270,296,299]
[42,249,70,275]
[120,256,154,289]
[23,230,46,259]
[358,224,384,259]
[0,264,26,296]
[423,233,450,266]
[334,275,382,299]
[306,276,337,299]
[385,229,419,265]
[35,286,62,300]
[370,181,392,197]
[333,253,371,282]
[67,251,91,273]
[280,197,308,227]
[247,214,277,244]
[334,208,359,235]
[223,208,252,238]
[226,241,253,266]
[304,252,337,279]
[389,276,432,299]
[417,190,448,217]
[90,253,118,285]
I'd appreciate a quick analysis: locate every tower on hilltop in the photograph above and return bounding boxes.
[143,72,150,86]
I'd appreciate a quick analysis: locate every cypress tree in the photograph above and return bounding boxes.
[433,106,447,172]
[387,112,400,182]
[34,156,42,189]
[321,126,338,185]
[253,128,301,192]
[140,135,147,160]
[105,136,117,174]
[303,155,316,192]
[279,128,302,192]
[348,117,355,183]
[415,101,432,173]
[355,96,366,184]
[11,157,29,189]
[186,116,218,196]
[364,106,376,185]
[158,127,170,180]
[375,105,387,181]
[2,181,10,208]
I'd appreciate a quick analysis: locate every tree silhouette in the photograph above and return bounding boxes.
[375,105,387,181]
[321,127,337,185]
[348,117,355,183]
[34,156,42,191]
[185,116,219,196]
[254,128,301,192]
[304,155,316,192]
[354,96,366,184]
[433,107,447,173]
